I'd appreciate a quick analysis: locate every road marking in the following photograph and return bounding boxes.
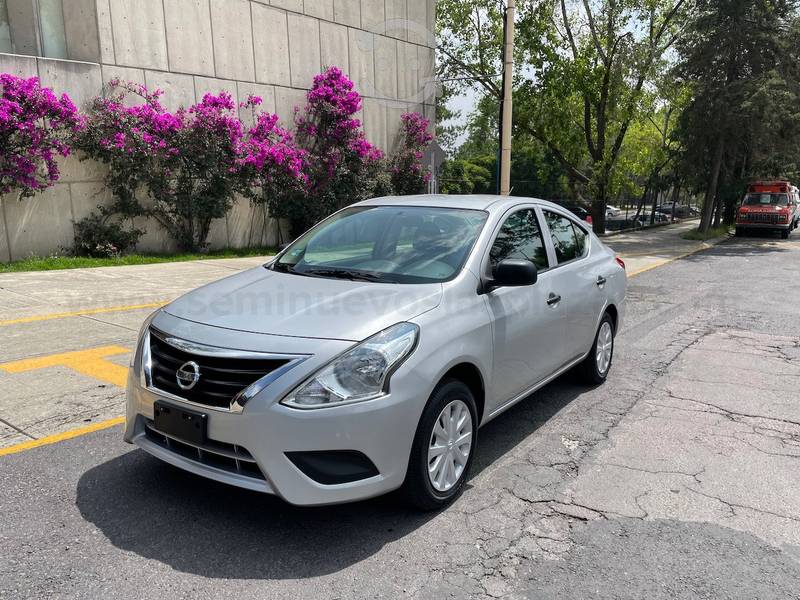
[626,242,715,278]
[0,345,130,387]
[0,301,166,327]
[0,417,125,457]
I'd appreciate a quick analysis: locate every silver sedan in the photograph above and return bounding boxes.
[124,195,627,509]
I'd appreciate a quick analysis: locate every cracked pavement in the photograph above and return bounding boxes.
[1,235,800,599]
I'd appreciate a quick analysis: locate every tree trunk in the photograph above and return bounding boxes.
[700,137,725,233]
[591,181,607,234]
[649,183,660,225]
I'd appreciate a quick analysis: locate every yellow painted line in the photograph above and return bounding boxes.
[0,416,125,457]
[0,301,166,327]
[0,345,130,387]
[625,242,714,278]
[0,346,131,456]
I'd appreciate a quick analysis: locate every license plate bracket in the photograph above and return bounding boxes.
[153,401,207,445]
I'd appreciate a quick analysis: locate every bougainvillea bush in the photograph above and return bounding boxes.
[77,82,248,252]
[235,98,308,240]
[146,91,246,251]
[391,112,433,195]
[71,68,436,255]
[73,80,161,255]
[290,66,393,236]
[0,74,82,198]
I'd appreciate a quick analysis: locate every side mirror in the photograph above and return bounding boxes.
[484,259,538,293]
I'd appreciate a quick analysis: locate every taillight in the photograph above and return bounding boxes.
[586,215,593,225]
[615,256,626,270]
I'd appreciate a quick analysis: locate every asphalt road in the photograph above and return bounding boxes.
[1,234,800,599]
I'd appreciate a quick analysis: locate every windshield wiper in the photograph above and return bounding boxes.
[302,268,385,282]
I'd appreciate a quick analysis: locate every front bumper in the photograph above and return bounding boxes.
[736,222,793,230]
[124,313,430,506]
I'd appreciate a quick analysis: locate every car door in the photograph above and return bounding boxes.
[541,209,607,362]
[481,207,565,411]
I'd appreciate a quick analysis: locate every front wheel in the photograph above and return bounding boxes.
[404,380,477,511]
[781,228,790,239]
[579,313,615,385]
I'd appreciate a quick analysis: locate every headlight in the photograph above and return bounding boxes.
[281,322,419,409]
[132,309,159,375]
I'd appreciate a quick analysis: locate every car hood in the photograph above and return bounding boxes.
[163,266,443,342]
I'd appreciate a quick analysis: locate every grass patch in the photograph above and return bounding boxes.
[681,224,731,241]
[0,247,276,274]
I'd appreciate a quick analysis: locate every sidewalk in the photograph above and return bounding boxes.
[603,219,729,276]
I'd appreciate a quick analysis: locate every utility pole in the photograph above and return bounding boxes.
[499,0,515,196]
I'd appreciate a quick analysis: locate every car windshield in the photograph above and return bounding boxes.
[743,193,789,206]
[271,206,489,283]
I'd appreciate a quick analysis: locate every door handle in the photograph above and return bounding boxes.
[547,293,561,306]
[596,276,607,287]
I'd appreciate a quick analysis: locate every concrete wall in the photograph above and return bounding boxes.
[0,0,436,260]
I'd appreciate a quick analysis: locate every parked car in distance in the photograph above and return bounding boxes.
[606,205,622,217]
[125,195,627,510]
[736,180,800,239]
[554,201,593,225]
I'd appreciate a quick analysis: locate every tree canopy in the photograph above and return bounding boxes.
[438,0,800,233]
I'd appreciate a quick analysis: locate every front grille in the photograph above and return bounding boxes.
[144,420,265,480]
[148,328,290,409]
[741,212,779,224]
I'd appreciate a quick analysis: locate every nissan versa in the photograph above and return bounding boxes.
[125,195,627,509]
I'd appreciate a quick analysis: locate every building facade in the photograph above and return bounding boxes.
[0,0,436,260]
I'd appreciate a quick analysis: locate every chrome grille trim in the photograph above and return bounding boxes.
[141,328,309,413]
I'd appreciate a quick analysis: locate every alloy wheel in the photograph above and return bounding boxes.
[427,399,473,492]
[595,321,614,375]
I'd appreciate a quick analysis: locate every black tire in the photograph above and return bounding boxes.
[735,226,744,236]
[404,379,478,511]
[781,228,790,239]
[578,313,616,385]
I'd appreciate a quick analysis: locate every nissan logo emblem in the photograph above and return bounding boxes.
[176,361,200,390]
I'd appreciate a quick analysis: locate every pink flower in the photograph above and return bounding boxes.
[0,74,83,195]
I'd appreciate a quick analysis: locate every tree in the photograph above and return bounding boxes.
[439,158,493,194]
[673,0,800,233]
[515,0,688,233]
[436,0,687,233]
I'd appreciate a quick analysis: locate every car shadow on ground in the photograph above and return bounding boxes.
[75,375,586,580]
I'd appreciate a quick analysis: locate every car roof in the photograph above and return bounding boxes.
[356,194,572,214]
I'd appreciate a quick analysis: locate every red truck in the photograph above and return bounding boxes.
[736,180,800,239]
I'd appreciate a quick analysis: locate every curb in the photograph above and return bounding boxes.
[627,232,732,278]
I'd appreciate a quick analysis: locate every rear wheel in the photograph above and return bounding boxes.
[579,313,615,385]
[404,380,477,511]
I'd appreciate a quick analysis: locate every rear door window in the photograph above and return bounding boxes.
[543,211,588,264]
